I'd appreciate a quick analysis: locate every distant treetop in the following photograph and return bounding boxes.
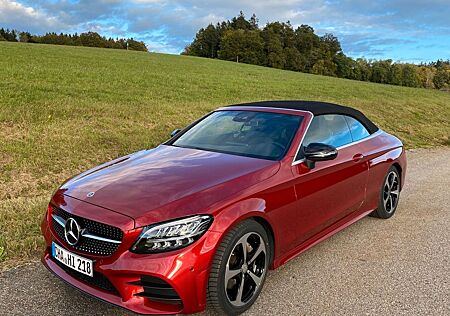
[0,28,148,52]
[183,12,450,91]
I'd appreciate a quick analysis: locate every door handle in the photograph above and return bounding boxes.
[352,153,364,162]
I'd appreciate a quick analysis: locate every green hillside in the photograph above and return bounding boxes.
[0,42,449,268]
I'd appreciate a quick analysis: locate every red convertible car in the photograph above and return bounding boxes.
[41,101,406,315]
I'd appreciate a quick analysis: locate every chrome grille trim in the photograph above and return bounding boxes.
[82,232,122,244]
[52,213,122,244]
[52,213,66,227]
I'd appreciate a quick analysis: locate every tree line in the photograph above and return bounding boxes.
[183,12,450,90]
[0,28,147,52]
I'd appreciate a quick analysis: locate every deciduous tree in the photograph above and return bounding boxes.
[218,29,264,65]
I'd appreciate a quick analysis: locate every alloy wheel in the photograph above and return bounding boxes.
[224,232,267,307]
[383,170,400,213]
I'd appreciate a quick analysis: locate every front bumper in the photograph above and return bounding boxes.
[41,206,222,315]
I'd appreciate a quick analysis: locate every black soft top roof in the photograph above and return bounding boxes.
[227,100,379,134]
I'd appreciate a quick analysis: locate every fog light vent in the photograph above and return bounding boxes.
[128,275,182,305]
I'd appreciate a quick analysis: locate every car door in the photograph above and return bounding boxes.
[289,114,369,245]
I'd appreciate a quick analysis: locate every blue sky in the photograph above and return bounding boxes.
[1,0,449,62]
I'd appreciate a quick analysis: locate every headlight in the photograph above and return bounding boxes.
[131,215,213,254]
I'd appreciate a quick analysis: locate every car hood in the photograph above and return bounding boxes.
[60,145,279,227]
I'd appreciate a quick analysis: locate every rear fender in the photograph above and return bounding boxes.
[363,146,405,212]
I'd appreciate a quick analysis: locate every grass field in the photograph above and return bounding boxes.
[0,42,449,269]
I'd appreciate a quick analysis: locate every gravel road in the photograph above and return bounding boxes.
[1,148,449,316]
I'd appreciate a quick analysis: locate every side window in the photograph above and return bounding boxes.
[344,116,370,141]
[302,114,353,148]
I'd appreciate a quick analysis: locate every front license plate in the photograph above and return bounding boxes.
[52,242,93,277]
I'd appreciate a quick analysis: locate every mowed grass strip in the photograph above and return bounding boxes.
[1,42,449,269]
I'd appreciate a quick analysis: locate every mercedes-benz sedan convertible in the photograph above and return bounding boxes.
[41,100,406,315]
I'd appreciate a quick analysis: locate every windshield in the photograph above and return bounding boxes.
[171,110,303,160]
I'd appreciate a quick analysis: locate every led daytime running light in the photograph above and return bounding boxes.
[131,215,212,253]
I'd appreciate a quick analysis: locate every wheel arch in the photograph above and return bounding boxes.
[392,162,403,189]
[209,198,277,269]
[251,216,275,268]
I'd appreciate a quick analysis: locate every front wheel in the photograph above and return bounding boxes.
[371,166,401,219]
[207,220,270,315]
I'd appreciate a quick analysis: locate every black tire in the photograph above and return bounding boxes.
[371,165,401,219]
[207,219,271,315]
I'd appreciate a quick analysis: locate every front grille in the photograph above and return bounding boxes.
[51,206,123,256]
[129,275,182,305]
[50,254,118,295]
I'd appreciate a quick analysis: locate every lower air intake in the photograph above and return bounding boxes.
[129,275,182,305]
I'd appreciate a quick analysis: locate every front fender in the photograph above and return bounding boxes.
[209,197,269,233]
[207,197,280,270]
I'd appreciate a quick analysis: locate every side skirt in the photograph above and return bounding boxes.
[273,208,374,268]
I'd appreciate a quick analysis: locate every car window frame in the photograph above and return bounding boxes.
[291,114,382,166]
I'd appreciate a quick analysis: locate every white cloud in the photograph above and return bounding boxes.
[0,0,66,32]
[197,13,226,27]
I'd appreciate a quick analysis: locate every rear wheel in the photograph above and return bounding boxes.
[207,220,270,315]
[371,166,401,219]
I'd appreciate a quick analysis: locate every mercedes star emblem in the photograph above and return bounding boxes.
[64,218,81,246]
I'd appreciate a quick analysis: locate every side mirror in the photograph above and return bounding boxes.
[170,129,181,138]
[303,143,338,169]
